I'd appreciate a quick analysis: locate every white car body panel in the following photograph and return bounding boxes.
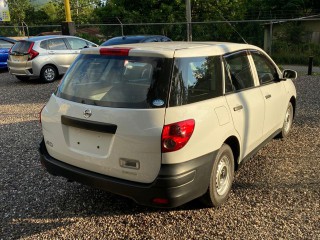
[225,88,265,159]
[259,82,287,136]
[42,95,165,183]
[39,41,297,207]
[162,97,236,164]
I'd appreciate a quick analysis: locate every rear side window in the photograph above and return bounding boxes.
[169,56,222,106]
[40,40,48,49]
[224,51,255,92]
[10,41,32,54]
[56,54,172,108]
[48,38,68,50]
[66,38,88,50]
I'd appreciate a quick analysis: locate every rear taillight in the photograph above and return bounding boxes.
[161,119,195,153]
[27,42,39,60]
[28,49,39,60]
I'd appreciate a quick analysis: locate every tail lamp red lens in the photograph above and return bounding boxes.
[99,47,131,56]
[27,42,39,60]
[161,119,195,153]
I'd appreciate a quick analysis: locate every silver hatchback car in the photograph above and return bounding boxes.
[7,35,98,83]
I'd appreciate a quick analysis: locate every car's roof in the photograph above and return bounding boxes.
[20,35,80,42]
[0,37,16,43]
[83,41,263,58]
[109,35,169,40]
[101,35,171,46]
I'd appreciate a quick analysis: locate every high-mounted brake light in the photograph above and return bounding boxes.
[27,42,39,60]
[161,119,195,153]
[99,47,131,56]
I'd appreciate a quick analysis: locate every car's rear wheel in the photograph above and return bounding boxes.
[278,102,294,139]
[16,76,30,81]
[40,65,57,83]
[201,144,234,207]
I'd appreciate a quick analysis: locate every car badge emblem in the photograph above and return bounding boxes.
[83,109,92,118]
[152,99,165,107]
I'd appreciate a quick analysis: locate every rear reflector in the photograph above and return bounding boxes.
[152,198,169,205]
[99,47,131,56]
[161,119,195,153]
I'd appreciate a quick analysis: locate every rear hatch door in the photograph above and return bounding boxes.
[8,41,32,68]
[42,50,173,183]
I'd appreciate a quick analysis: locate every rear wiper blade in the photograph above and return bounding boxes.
[11,51,23,55]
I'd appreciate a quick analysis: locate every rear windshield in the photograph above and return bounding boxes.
[11,41,32,54]
[56,54,172,108]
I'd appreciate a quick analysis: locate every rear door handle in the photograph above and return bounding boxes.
[265,94,271,99]
[48,51,55,54]
[233,105,243,111]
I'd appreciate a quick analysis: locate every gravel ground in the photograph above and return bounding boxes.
[0,70,319,239]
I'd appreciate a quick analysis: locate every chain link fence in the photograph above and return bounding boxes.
[1,19,319,66]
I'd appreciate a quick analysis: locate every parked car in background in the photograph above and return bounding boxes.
[101,35,172,46]
[7,35,98,83]
[0,37,16,70]
[39,42,297,208]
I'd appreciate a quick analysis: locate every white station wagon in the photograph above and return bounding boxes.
[39,42,297,208]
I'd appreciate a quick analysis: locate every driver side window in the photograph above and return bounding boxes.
[251,51,278,84]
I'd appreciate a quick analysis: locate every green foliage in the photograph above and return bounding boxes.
[272,42,320,65]
[2,0,320,66]
[271,22,319,65]
[75,32,101,45]
[92,0,186,38]
[7,0,32,24]
[40,2,63,24]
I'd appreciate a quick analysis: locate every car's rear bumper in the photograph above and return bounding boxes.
[7,60,35,76]
[39,139,216,208]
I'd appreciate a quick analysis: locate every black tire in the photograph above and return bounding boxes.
[278,102,294,139]
[201,144,234,207]
[16,76,30,81]
[40,65,57,83]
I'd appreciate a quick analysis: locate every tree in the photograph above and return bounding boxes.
[92,0,186,38]
[7,0,32,25]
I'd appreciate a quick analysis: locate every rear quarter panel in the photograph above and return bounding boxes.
[162,96,238,164]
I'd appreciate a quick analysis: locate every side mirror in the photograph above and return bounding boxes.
[283,69,297,79]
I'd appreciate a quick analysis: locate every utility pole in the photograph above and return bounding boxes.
[61,0,76,35]
[186,0,192,41]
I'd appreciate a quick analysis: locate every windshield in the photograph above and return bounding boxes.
[56,54,172,108]
[101,38,144,46]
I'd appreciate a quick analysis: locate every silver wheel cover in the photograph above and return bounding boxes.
[284,104,293,134]
[44,68,55,81]
[216,155,232,196]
